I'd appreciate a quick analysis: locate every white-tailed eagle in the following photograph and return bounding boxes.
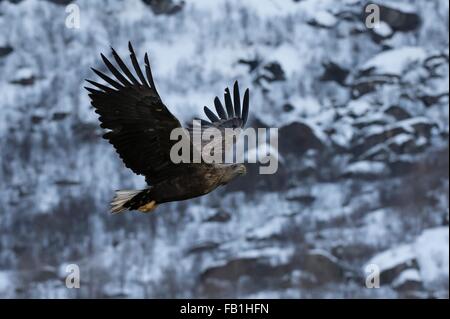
[85,42,250,213]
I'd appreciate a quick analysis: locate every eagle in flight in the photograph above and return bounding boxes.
[85,42,250,214]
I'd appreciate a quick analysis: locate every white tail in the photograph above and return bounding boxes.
[110,190,142,214]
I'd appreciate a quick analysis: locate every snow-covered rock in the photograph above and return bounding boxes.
[0,271,16,298]
[371,21,393,39]
[308,11,338,29]
[365,227,449,294]
[343,160,390,178]
[366,244,417,284]
[360,47,427,76]
[414,227,449,291]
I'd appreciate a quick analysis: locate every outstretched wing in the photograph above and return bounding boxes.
[189,81,250,161]
[85,42,189,185]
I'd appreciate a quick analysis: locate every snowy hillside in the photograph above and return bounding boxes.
[0,0,448,298]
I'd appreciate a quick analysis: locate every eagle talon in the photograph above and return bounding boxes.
[137,200,157,213]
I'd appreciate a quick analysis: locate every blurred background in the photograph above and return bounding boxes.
[0,0,448,298]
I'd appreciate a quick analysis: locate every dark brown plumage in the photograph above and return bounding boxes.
[85,42,250,213]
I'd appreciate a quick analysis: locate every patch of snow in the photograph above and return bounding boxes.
[118,0,148,23]
[366,244,416,273]
[347,99,372,116]
[0,271,14,298]
[388,133,413,146]
[361,209,402,244]
[414,227,449,289]
[396,117,434,130]
[311,11,338,28]
[303,119,329,145]
[345,161,389,176]
[275,96,324,127]
[308,248,340,264]
[373,21,393,37]
[268,44,301,78]
[331,116,354,148]
[247,216,286,240]
[361,47,427,75]
[11,67,34,81]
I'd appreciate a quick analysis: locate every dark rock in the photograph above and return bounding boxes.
[142,0,185,15]
[423,53,449,77]
[352,126,408,157]
[0,45,13,58]
[387,134,426,155]
[392,269,423,292]
[262,62,286,82]
[205,210,231,223]
[332,243,376,261]
[186,241,220,254]
[31,115,44,124]
[384,105,412,120]
[202,258,260,282]
[1,0,24,3]
[238,58,261,73]
[72,122,101,141]
[52,112,70,121]
[353,118,434,157]
[199,254,292,297]
[54,180,81,186]
[279,121,327,156]
[10,75,36,86]
[198,253,295,298]
[407,118,436,138]
[283,103,295,112]
[44,0,73,5]
[351,74,399,98]
[359,144,390,161]
[320,61,350,86]
[302,250,345,284]
[286,194,316,205]
[366,245,419,284]
[419,93,449,107]
[32,266,58,282]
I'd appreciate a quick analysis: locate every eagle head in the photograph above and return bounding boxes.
[234,163,247,176]
[220,164,247,185]
[230,163,247,179]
